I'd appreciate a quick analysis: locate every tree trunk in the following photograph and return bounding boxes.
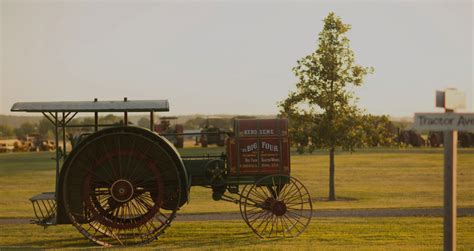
[329,147,336,201]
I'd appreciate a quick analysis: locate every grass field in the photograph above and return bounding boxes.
[1,148,473,217]
[0,217,473,250]
[0,148,473,249]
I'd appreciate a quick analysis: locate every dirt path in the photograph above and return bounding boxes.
[1,208,473,225]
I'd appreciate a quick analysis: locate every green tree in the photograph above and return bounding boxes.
[203,117,232,130]
[362,115,398,147]
[184,116,206,130]
[14,122,36,139]
[279,12,373,201]
[100,114,121,125]
[81,117,95,127]
[137,117,151,128]
[37,118,54,138]
[0,124,14,138]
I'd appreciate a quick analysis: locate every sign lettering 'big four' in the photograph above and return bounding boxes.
[227,119,290,175]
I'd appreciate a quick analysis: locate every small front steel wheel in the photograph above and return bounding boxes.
[243,174,312,238]
[238,184,251,224]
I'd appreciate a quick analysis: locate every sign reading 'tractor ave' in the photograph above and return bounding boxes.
[413,113,474,131]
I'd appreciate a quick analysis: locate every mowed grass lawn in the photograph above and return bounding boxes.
[0,148,473,249]
[0,148,473,217]
[0,217,473,250]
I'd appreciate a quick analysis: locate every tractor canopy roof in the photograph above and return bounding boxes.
[11,99,169,113]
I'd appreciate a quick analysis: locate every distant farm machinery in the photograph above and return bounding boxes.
[199,116,227,147]
[11,99,313,247]
[397,130,474,148]
[154,116,184,148]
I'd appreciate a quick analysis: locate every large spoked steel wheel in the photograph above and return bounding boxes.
[242,174,312,238]
[81,149,168,245]
[62,127,186,246]
[238,184,251,224]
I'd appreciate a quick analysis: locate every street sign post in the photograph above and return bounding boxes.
[414,89,472,251]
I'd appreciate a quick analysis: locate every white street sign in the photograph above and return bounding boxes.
[413,113,474,131]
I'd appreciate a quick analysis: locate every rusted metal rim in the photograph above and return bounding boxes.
[83,149,165,230]
[242,174,313,238]
[62,126,184,246]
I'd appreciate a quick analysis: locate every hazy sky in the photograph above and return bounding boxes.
[1,0,472,117]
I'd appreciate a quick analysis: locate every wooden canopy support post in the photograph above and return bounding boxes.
[41,112,55,125]
[94,98,98,132]
[124,97,128,125]
[62,112,67,158]
[150,111,154,131]
[54,112,60,200]
[64,112,77,125]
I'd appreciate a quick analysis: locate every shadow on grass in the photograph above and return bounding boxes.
[1,236,94,249]
[312,197,358,202]
[159,231,276,249]
[0,224,269,249]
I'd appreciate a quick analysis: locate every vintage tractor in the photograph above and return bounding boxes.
[154,116,184,148]
[11,99,312,247]
[199,116,227,147]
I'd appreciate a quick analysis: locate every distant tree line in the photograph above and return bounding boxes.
[0,114,126,140]
[0,118,55,140]
[287,114,399,154]
[0,125,15,138]
[287,115,474,152]
[182,116,260,130]
[3,113,472,148]
[0,114,242,140]
[183,117,234,130]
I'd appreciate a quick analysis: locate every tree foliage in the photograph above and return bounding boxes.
[100,114,121,124]
[14,122,36,139]
[137,117,151,128]
[0,124,15,138]
[183,117,232,130]
[37,118,54,138]
[361,115,398,147]
[280,12,373,152]
[279,12,373,200]
[183,116,206,130]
